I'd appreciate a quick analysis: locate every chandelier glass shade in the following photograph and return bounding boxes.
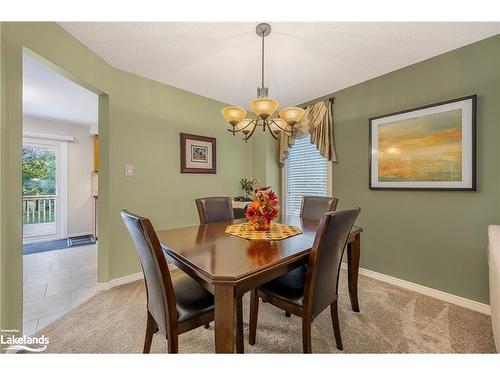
[279,107,305,126]
[221,23,305,141]
[250,97,279,120]
[220,106,247,126]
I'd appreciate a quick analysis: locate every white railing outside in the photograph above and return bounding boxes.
[23,195,56,224]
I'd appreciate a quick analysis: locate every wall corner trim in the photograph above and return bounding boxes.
[341,263,491,315]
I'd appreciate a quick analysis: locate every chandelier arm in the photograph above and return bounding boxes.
[243,120,259,141]
[228,119,258,134]
[241,120,256,131]
[268,128,279,140]
[269,118,287,131]
[269,118,294,135]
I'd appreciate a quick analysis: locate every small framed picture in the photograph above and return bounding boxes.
[180,133,216,174]
[369,95,476,190]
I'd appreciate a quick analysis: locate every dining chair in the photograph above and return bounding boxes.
[194,196,246,352]
[233,207,247,219]
[195,196,234,224]
[121,210,215,353]
[300,196,339,221]
[248,208,361,353]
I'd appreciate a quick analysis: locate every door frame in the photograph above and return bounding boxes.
[22,135,68,243]
[0,44,110,338]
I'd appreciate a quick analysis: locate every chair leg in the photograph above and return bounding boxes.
[302,317,312,354]
[330,301,343,350]
[249,289,259,345]
[204,323,210,329]
[143,311,155,353]
[236,297,244,353]
[285,311,291,317]
[167,332,178,354]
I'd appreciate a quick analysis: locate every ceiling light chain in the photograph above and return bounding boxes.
[221,23,305,142]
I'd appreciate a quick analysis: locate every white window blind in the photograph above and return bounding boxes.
[285,135,328,216]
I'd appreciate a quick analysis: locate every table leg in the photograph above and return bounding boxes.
[236,297,244,353]
[215,285,236,353]
[347,234,361,312]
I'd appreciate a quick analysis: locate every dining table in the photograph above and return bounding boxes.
[156,215,362,353]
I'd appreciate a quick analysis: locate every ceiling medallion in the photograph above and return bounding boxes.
[221,23,305,142]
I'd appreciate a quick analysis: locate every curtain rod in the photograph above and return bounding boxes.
[296,94,335,109]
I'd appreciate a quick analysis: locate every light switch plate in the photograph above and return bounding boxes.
[125,164,134,176]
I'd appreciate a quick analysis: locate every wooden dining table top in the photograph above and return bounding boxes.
[157,215,362,284]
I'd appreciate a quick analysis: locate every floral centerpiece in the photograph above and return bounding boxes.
[240,177,260,199]
[245,186,280,231]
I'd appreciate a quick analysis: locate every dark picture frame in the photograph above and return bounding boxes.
[369,95,476,191]
[180,133,217,174]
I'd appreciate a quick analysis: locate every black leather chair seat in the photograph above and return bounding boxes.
[172,273,214,322]
[259,265,307,307]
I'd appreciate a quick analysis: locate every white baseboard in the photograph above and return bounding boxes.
[96,264,178,291]
[341,263,491,315]
[97,263,490,315]
[96,272,144,291]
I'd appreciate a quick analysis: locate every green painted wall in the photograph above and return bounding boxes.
[332,35,500,304]
[251,129,280,194]
[0,22,257,333]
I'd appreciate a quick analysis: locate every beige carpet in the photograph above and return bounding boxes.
[36,270,496,353]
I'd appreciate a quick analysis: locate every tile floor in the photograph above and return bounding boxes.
[23,243,97,336]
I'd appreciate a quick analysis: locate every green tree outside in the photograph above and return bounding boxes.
[22,146,57,225]
[22,146,56,196]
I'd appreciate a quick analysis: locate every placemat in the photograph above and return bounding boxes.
[225,222,303,241]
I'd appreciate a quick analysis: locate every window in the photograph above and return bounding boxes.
[285,135,328,216]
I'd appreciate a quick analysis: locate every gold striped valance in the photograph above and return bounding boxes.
[278,99,338,166]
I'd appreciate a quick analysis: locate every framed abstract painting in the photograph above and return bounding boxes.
[369,95,476,190]
[180,133,216,174]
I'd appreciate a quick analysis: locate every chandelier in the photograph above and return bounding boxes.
[221,23,305,142]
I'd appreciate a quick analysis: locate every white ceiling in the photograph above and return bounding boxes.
[23,54,98,126]
[59,22,500,108]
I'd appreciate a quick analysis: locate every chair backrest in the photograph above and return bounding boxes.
[300,196,339,221]
[120,210,177,335]
[304,208,361,318]
[195,197,234,224]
